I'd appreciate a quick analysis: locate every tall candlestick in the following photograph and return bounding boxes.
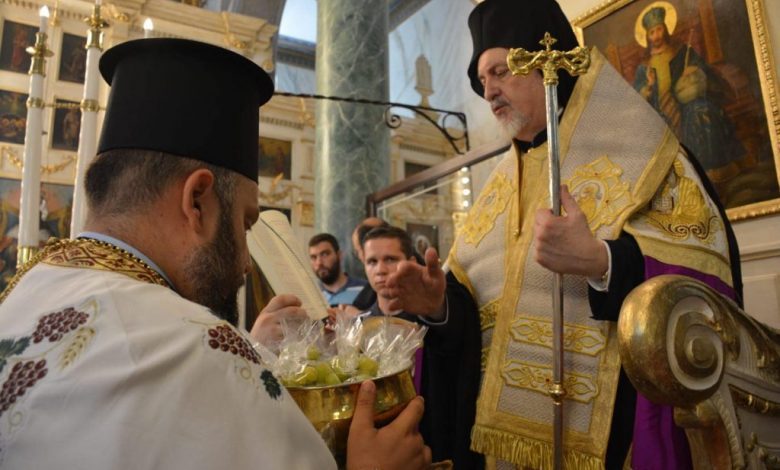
[17,6,54,267]
[143,18,153,38]
[70,0,109,237]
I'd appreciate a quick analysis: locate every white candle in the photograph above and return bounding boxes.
[39,6,49,35]
[19,6,48,254]
[70,5,104,236]
[143,18,153,38]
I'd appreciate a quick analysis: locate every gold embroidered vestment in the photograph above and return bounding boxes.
[447,50,733,469]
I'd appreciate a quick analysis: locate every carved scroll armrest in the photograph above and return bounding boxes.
[618,275,740,406]
[618,275,780,469]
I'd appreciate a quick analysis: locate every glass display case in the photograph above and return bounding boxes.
[367,141,510,259]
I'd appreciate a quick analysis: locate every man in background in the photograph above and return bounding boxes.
[350,217,387,310]
[349,217,427,311]
[362,226,417,320]
[308,232,366,306]
[361,225,482,469]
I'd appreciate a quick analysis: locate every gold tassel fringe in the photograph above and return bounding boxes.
[471,425,605,470]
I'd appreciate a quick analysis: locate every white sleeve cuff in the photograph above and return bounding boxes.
[586,239,612,292]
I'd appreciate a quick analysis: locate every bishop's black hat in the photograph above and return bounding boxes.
[98,38,274,181]
[467,0,579,107]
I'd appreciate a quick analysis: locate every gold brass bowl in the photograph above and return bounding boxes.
[359,315,422,341]
[286,366,416,463]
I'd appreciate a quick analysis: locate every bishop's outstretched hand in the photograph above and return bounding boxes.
[383,247,446,318]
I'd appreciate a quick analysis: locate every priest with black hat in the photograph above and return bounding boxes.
[383,0,743,469]
[0,39,430,470]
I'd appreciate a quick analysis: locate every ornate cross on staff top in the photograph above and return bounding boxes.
[507,32,591,85]
[504,33,591,470]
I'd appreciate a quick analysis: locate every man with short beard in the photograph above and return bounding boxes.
[384,0,743,469]
[309,232,366,306]
[0,39,430,470]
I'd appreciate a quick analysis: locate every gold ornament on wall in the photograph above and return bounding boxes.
[258,173,300,205]
[103,3,131,23]
[1,146,76,174]
[297,200,314,227]
[220,12,251,52]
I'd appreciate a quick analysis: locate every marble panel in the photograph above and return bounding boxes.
[315,0,391,276]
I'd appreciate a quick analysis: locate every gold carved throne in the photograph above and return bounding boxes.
[619,275,780,469]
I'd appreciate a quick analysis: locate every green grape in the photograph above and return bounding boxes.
[290,365,318,386]
[329,357,351,381]
[323,371,342,386]
[315,362,335,383]
[306,345,321,361]
[281,378,295,387]
[331,365,350,382]
[302,365,318,385]
[357,356,378,377]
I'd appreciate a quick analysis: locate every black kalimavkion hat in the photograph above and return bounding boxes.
[98,38,274,181]
[467,0,579,107]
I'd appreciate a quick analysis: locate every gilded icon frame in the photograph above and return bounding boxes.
[258,136,292,180]
[572,0,780,220]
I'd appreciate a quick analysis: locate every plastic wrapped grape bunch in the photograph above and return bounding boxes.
[273,313,426,388]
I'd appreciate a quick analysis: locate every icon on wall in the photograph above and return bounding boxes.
[258,137,292,180]
[58,33,87,84]
[406,222,438,258]
[0,20,37,74]
[0,89,29,145]
[51,99,81,151]
[573,0,780,216]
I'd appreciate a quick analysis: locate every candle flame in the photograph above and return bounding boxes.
[39,5,50,18]
[143,18,154,31]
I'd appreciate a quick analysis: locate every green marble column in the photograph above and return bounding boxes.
[315,0,390,278]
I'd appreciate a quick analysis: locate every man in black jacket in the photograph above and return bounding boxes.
[361,225,483,469]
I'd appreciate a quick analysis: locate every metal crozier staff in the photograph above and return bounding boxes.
[506,32,591,470]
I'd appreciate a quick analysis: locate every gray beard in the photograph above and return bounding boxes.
[498,108,531,142]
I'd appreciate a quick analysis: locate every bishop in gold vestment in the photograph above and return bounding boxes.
[384,1,743,469]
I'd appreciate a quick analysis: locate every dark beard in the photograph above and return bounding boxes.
[318,263,341,285]
[183,206,243,326]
